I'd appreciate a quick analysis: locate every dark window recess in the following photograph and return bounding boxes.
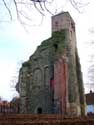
[52,98,54,102]
[37,107,42,114]
[50,78,54,89]
[53,43,58,51]
[71,22,75,32]
[55,21,58,27]
[70,31,72,37]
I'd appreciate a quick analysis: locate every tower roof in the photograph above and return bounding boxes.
[52,11,75,32]
[52,11,75,24]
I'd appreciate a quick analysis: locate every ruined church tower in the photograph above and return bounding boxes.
[52,12,85,115]
[16,12,86,116]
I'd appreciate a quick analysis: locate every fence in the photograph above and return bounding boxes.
[0,101,19,113]
[0,114,94,125]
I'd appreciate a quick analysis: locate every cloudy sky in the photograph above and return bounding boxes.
[0,0,94,101]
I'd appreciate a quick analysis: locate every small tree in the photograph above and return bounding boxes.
[86,29,94,92]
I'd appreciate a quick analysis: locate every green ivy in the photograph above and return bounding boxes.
[41,30,67,54]
[22,61,30,68]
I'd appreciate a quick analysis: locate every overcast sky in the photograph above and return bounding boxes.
[0,0,94,101]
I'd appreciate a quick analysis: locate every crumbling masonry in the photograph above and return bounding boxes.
[16,12,86,116]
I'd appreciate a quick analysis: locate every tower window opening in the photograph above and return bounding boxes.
[53,43,58,52]
[55,21,58,27]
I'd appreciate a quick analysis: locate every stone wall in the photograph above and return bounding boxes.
[16,12,85,116]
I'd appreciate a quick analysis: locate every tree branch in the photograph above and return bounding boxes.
[1,0,90,26]
[2,0,12,20]
[33,1,45,16]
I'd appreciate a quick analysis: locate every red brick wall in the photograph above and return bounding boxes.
[0,114,94,125]
[54,58,68,114]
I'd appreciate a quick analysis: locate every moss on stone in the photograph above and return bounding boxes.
[22,61,30,68]
[52,30,66,41]
[42,30,65,44]
[41,30,67,56]
[76,49,85,104]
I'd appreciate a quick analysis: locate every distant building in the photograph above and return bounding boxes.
[0,100,10,113]
[16,12,86,116]
[10,97,20,113]
[86,90,94,114]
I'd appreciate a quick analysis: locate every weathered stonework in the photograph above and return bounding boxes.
[16,12,86,116]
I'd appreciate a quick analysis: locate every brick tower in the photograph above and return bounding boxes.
[52,12,86,116]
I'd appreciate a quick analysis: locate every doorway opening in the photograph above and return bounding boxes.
[37,107,42,114]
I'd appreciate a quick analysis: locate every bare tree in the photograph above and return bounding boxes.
[88,54,94,91]
[85,29,94,92]
[1,0,89,25]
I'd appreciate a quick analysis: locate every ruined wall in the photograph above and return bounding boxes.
[17,30,68,114]
[16,12,85,116]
